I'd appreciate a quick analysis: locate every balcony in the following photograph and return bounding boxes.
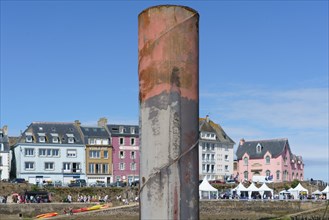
[62,169,81,173]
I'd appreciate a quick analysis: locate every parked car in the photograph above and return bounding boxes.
[130,180,140,187]
[68,179,86,187]
[108,181,127,187]
[10,178,26,183]
[90,181,106,187]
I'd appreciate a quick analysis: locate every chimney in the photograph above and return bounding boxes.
[239,138,245,146]
[206,115,209,123]
[2,125,8,135]
[74,120,81,126]
[98,117,108,127]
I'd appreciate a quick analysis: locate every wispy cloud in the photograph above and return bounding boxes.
[201,85,329,180]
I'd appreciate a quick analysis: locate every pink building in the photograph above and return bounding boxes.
[235,138,304,183]
[107,124,139,185]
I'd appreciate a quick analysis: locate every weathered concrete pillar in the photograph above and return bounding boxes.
[138,5,199,220]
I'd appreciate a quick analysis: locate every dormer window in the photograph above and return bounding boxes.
[119,126,124,133]
[39,127,43,131]
[25,132,33,143]
[38,133,46,143]
[51,133,59,143]
[256,143,262,153]
[130,127,135,134]
[66,134,75,144]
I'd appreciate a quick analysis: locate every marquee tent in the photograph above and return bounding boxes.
[312,190,321,195]
[258,183,273,199]
[231,182,248,198]
[247,182,260,199]
[289,183,308,199]
[321,185,329,200]
[199,177,218,199]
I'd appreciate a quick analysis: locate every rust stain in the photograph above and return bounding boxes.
[138,5,199,103]
[174,186,178,220]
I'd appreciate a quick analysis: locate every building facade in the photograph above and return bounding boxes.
[0,126,10,180]
[199,116,235,181]
[235,138,304,183]
[80,125,113,185]
[107,124,139,185]
[12,121,86,185]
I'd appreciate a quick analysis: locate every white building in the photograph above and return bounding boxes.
[12,121,86,185]
[199,116,235,181]
[0,126,10,181]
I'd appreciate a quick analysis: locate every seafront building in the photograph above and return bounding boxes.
[235,138,304,183]
[12,121,86,185]
[0,126,10,180]
[199,116,235,181]
[107,124,140,185]
[80,121,113,185]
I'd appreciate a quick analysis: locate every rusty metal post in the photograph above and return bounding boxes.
[138,5,199,220]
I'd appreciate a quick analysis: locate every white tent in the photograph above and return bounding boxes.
[258,183,274,199]
[232,182,248,198]
[294,183,309,195]
[199,177,218,199]
[321,185,329,200]
[312,190,322,195]
[247,182,260,199]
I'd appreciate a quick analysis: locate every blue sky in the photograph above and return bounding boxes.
[1,1,328,182]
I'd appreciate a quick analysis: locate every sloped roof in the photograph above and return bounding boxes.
[80,126,111,144]
[199,177,218,192]
[17,122,84,145]
[107,124,139,137]
[233,182,248,191]
[199,117,235,144]
[322,185,329,193]
[236,138,290,160]
[258,183,273,192]
[247,182,260,192]
[293,183,308,193]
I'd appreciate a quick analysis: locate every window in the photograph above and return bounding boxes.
[68,137,74,144]
[131,138,135,146]
[45,162,54,170]
[89,163,95,174]
[224,155,229,161]
[202,154,205,161]
[119,163,125,170]
[225,165,229,172]
[25,133,33,143]
[130,127,135,134]
[25,162,34,170]
[266,170,271,177]
[0,143,3,151]
[102,164,109,174]
[131,162,136,171]
[25,148,34,156]
[244,157,248,165]
[89,139,95,145]
[67,149,77,157]
[119,137,124,145]
[265,156,270,164]
[119,126,124,133]
[211,143,215,151]
[0,156,2,166]
[202,164,206,172]
[89,150,100,158]
[211,154,215,161]
[256,143,262,153]
[104,151,108,159]
[276,170,280,180]
[63,163,71,171]
[52,137,59,143]
[244,171,248,180]
[225,146,228,151]
[47,149,52,156]
[39,149,46,156]
[119,151,125,159]
[39,136,46,143]
[52,149,59,157]
[131,151,136,159]
[95,164,101,174]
